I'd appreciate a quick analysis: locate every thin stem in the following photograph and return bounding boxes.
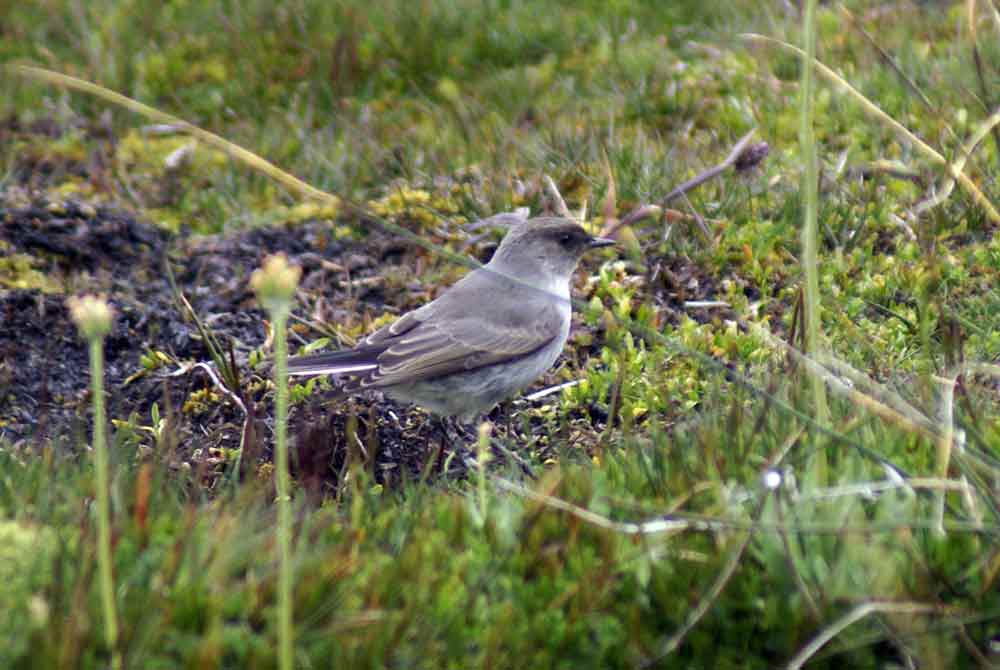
[786,601,939,669]
[798,0,830,481]
[272,310,294,670]
[89,337,121,670]
[477,423,491,521]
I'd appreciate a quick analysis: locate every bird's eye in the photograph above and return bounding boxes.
[558,233,574,248]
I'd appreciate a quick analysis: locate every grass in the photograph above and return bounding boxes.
[797,0,831,454]
[2,0,1000,668]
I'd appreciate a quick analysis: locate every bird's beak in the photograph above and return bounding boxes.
[588,236,616,249]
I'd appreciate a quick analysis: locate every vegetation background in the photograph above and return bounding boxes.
[1,0,999,667]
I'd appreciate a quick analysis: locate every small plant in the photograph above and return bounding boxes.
[67,294,121,670]
[251,253,301,670]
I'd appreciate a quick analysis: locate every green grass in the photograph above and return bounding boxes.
[3,0,1000,667]
[3,397,997,668]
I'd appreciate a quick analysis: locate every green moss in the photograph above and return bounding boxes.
[0,251,61,292]
[182,388,221,416]
[116,129,229,175]
[0,521,58,667]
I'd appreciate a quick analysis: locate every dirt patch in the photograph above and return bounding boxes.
[0,189,455,474]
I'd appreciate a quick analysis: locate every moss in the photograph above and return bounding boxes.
[116,129,229,174]
[0,521,58,667]
[278,200,341,224]
[182,388,222,416]
[369,185,463,228]
[0,251,61,292]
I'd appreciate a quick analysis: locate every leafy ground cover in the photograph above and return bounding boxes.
[2,0,999,667]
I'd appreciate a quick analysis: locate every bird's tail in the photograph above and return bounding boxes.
[287,349,379,377]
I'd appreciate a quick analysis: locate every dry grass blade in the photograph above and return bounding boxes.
[816,354,934,433]
[740,34,1000,224]
[913,107,1000,217]
[6,65,336,206]
[542,174,574,219]
[597,148,619,237]
[464,209,529,232]
[658,129,759,205]
[600,204,663,238]
[785,601,942,670]
[797,476,977,501]
[602,129,760,238]
[752,325,940,441]
[493,475,692,535]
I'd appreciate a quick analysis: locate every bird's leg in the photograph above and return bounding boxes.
[435,415,450,450]
[489,436,536,479]
[438,415,471,446]
[433,416,453,474]
[484,404,537,479]
[432,415,476,476]
[502,400,514,441]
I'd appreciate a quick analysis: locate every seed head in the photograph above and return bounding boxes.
[67,294,114,340]
[251,254,301,313]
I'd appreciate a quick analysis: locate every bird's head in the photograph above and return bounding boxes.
[488,217,615,283]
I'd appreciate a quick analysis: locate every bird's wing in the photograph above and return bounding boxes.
[354,271,566,388]
[288,268,567,386]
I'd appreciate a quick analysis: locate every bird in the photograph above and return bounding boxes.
[287,217,614,421]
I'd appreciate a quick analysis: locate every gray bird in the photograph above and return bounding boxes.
[287,217,614,420]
